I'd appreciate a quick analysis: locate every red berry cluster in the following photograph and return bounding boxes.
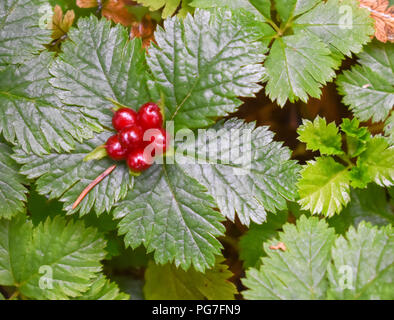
[105,102,169,172]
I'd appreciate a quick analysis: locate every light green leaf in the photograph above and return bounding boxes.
[328,185,394,235]
[136,0,194,18]
[327,222,394,299]
[0,215,106,299]
[0,52,100,155]
[384,113,394,145]
[341,118,370,158]
[0,0,51,66]
[176,119,300,225]
[144,258,237,300]
[77,275,129,300]
[147,8,266,131]
[50,16,153,129]
[14,131,133,216]
[114,162,225,272]
[356,136,394,187]
[0,142,28,219]
[293,0,374,57]
[239,211,288,269]
[242,216,336,299]
[297,116,343,155]
[298,157,351,217]
[337,41,394,123]
[265,32,339,106]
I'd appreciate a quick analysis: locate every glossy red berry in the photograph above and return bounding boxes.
[138,102,163,129]
[144,128,169,156]
[105,135,127,160]
[119,125,144,150]
[112,108,138,132]
[127,148,152,172]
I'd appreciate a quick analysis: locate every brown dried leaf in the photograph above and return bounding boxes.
[130,15,156,48]
[51,5,75,40]
[358,0,394,42]
[102,0,135,26]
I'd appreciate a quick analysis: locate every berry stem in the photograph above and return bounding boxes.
[72,164,117,210]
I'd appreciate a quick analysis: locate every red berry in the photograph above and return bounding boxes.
[127,148,152,172]
[138,102,163,129]
[119,125,144,150]
[143,128,169,156]
[112,108,138,132]
[105,135,127,160]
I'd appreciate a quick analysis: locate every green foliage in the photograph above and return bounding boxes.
[144,258,237,299]
[242,216,394,300]
[77,275,129,300]
[337,41,394,123]
[297,117,394,217]
[0,215,109,299]
[0,0,51,66]
[0,142,28,219]
[147,8,266,131]
[243,216,336,299]
[136,0,194,18]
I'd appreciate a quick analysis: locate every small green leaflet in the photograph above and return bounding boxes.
[50,16,153,129]
[297,116,343,155]
[190,0,262,16]
[385,113,394,145]
[77,275,129,300]
[337,41,394,123]
[113,162,225,272]
[0,0,51,66]
[274,0,321,23]
[0,142,28,219]
[0,215,107,300]
[341,118,370,158]
[144,258,237,300]
[176,119,300,225]
[147,8,266,131]
[0,52,100,155]
[136,0,194,18]
[14,132,133,216]
[242,216,394,300]
[242,216,336,299]
[264,32,339,106]
[327,222,394,300]
[356,136,394,188]
[298,157,351,217]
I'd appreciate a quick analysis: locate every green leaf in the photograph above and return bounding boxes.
[0,52,100,155]
[136,0,194,18]
[341,118,370,157]
[50,16,153,129]
[14,131,133,216]
[144,258,237,300]
[297,116,343,155]
[293,0,374,57]
[77,275,129,300]
[113,162,225,272]
[337,41,394,123]
[176,119,300,225]
[356,136,394,188]
[239,211,288,269]
[0,215,106,299]
[298,157,351,217]
[274,0,320,22]
[265,32,339,106]
[190,0,262,16]
[328,185,394,235]
[147,8,266,131]
[0,142,28,219]
[0,0,51,66]
[242,216,336,299]
[327,222,394,299]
